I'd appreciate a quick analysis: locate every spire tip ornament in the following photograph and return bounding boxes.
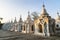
[28,11,30,15]
[42,1,45,7]
[57,12,59,16]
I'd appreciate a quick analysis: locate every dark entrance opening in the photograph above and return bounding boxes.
[24,26,25,31]
[38,24,42,33]
[44,22,47,36]
[21,25,22,30]
[32,25,34,31]
[0,23,3,29]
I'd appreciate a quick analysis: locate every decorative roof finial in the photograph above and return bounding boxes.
[40,1,49,15]
[56,12,60,20]
[57,12,59,16]
[42,1,45,8]
[20,14,22,18]
[14,17,17,23]
[28,11,30,15]
[19,14,22,22]
[27,11,31,20]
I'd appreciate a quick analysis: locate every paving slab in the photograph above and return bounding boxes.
[0,30,60,40]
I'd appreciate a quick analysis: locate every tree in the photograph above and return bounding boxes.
[31,12,39,20]
[0,18,3,23]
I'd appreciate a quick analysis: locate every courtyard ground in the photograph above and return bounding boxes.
[0,30,60,40]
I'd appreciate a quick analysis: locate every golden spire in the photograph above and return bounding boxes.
[57,12,59,16]
[41,3,49,15]
[27,11,31,20]
[19,15,22,22]
[56,12,60,20]
[14,17,17,23]
[42,1,45,8]
[28,11,30,16]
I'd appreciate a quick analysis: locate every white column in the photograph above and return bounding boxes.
[47,23,50,36]
[42,24,45,36]
[19,25,21,32]
[34,24,39,34]
[17,25,19,32]
[25,24,27,33]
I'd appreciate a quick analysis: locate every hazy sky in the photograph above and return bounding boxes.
[0,0,60,23]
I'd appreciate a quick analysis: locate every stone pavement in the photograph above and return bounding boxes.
[0,30,20,40]
[0,30,18,37]
[0,30,60,40]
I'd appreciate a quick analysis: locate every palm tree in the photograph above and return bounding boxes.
[0,18,3,24]
[31,12,39,20]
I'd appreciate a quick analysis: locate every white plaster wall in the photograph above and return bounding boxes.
[55,21,60,33]
[55,21,60,28]
[34,24,39,33]
[46,23,50,36]
[17,25,22,32]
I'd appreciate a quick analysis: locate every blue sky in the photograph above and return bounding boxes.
[0,0,60,23]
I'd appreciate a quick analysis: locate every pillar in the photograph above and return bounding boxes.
[47,23,50,36]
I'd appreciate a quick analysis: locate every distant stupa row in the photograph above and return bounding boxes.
[2,4,60,37]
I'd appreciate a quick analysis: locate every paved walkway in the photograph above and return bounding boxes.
[0,30,60,40]
[0,30,20,40]
[0,30,16,37]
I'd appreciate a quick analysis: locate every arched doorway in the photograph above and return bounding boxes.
[31,25,34,31]
[23,25,25,31]
[44,22,47,36]
[38,24,42,33]
[21,25,22,30]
